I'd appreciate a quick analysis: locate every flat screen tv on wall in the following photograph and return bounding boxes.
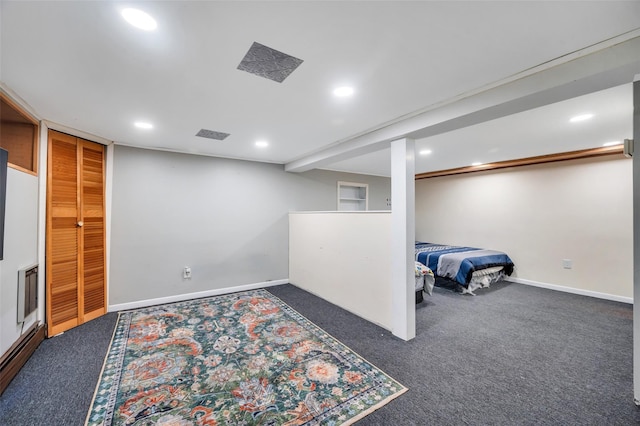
[0,148,7,260]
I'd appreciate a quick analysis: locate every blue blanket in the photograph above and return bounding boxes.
[415,242,514,286]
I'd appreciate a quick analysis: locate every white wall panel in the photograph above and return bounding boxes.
[0,169,39,354]
[109,146,391,306]
[416,156,632,299]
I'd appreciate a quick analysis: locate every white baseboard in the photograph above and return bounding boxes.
[108,279,289,312]
[506,277,633,304]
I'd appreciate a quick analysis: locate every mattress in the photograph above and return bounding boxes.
[415,242,514,294]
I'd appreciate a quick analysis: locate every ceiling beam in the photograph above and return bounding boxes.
[285,30,640,173]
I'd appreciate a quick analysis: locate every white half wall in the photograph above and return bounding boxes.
[416,155,632,300]
[289,211,392,330]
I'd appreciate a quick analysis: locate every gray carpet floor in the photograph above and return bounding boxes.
[1,281,638,425]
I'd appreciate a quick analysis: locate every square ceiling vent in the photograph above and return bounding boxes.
[196,129,230,140]
[237,42,303,83]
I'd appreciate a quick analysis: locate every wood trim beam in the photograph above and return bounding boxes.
[0,91,39,126]
[1,91,40,174]
[7,163,38,177]
[415,145,625,180]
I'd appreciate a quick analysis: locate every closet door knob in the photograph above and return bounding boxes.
[77,221,84,227]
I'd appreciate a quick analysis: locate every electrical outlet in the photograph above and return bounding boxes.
[183,266,192,279]
[562,259,572,269]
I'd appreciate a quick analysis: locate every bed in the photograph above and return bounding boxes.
[415,261,435,303]
[415,242,514,295]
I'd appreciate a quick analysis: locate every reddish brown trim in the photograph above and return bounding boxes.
[415,145,625,180]
[0,91,40,174]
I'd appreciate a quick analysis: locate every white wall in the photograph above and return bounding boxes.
[289,212,392,330]
[0,168,39,355]
[109,145,391,307]
[416,156,632,300]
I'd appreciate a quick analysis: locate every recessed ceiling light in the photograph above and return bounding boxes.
[419,149,432,156]
[471,162,483,166]
[333,87,354,97]
[121,8,157,31]
[603,141,622,147]
[569,113,594,123]
[255,140,269,148]
[134,121,153,129]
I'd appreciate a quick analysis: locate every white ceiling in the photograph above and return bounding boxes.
[326,83,634,176]
[1,1,639,176]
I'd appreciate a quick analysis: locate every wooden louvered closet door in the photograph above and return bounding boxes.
[46,130,106,336]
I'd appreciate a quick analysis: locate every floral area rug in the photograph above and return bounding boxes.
[86,289,406,425]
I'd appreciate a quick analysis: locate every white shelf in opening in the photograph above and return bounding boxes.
[337,181,368,211]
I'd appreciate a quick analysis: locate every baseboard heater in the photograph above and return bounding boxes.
[17,264,38,323]
[0,264,42,395]
[0,323,45,395]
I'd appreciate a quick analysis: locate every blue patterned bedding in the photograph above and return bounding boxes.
[415,242,514,287]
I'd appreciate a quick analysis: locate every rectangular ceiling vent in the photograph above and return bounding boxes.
[196,129,230,141]
[237,42,303,83]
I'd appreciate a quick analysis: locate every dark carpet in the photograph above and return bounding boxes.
[1,281,638,425]
[1,313,119,426]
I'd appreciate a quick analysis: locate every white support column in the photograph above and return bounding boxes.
[390,138,416,341]
[632,75,640,405]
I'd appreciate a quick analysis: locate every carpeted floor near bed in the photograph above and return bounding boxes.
[2,281,639,425]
